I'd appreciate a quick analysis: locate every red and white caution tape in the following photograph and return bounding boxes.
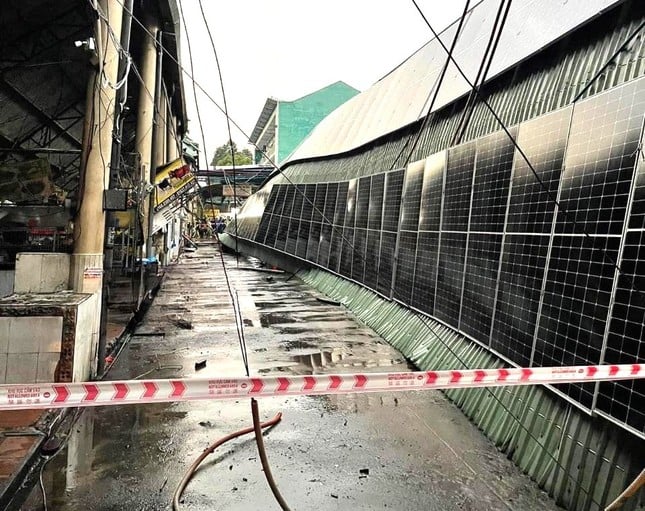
[0,363,642,410]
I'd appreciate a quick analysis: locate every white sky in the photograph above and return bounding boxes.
[178,0,469,167]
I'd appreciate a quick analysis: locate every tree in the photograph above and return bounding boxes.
[211,141,253,167]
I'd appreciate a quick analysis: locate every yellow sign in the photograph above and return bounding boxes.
[154,158,196,212]
[204,206,220,219]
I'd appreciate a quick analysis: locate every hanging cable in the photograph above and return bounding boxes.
[451,0,512,146]
[196,0,240,264]
[388,0,472,170]
[177,0,215,222]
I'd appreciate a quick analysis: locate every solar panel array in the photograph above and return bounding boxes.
[252,77,645,435]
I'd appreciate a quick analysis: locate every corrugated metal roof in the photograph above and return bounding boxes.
[285,0,623,164]
[249,97,278,144]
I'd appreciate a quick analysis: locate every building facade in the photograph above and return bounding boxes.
[249,81,360,166]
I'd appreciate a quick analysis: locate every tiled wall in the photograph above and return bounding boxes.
[0,316,62,383]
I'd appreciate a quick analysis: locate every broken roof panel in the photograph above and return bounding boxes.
[286,0,622,164]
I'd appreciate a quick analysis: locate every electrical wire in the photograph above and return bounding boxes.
[389,0,472,171]
[196,0,239,262]
[176,0,213,212]
[450,0,511,146]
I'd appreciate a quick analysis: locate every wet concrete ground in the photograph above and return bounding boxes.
[17,242,560,510]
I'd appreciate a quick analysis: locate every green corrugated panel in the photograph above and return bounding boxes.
[277,81,359,163]
[299,268,645,511]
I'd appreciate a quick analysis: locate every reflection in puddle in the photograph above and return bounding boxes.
[291,347,410,371]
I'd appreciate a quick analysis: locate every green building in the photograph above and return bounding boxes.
[249,81,359,166]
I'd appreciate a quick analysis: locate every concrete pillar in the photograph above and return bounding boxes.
[70,0,123,378]
[135,20,158,255]
[167,109,177,162]
[71,0,123,290]
[155,85,167,167]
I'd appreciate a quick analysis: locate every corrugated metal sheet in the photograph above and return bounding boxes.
[299,268,645,511]
[285,0,623,163]
[267,4,645,186]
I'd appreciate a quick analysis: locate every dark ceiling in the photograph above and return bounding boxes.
[0,0,94,194]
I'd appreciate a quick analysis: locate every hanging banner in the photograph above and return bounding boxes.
[154,158,195,212]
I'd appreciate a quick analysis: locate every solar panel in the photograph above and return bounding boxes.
[419,152,445,231]
[255,212,272,244]
[345,179,358,228]
[285,218,299,254]
[282,185,296,218]
[435,232,467,328]
[556,79,645,236]
[265,214,280,247]
[306,221,321,262]
[334,182,349,226]
[394,231,418,304]
[534,235,620,408]
[264,186,279,215]
[369,173,385,231]
[339,227,354,277]
[470,129,516,232]
[364,229,381,291]
[352,228,367,282]
[507,107,571,234]
[383,170,404,232]
[443,141,476,231]
[291,185,305,220]
[328,226,343,273]
[377,231,397,297]
[272,184,288,216]
[318,223,332,267]
[460,233,502,343]
[400,163,424,231]
[355,177,370,229]
[491,234,550,366]
[296,220,310,259]
[274,215,289,251]
[312,184,327,224]
[597,223,645,432]
[324,182,339,225]
[411,231,439,314]
[301,184,316,222]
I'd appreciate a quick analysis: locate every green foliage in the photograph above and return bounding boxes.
[211,141,253,166]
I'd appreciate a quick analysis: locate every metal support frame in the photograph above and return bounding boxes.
[0,77,82,148]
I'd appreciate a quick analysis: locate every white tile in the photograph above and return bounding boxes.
[5,353,38,383]
[0,318,9,353]
[8,317,62,353]
[36,352,60,383]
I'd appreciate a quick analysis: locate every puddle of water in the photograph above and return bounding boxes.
[281,339,318,351]
[259,312,297,327]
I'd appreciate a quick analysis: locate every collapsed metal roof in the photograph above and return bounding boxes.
[285,0,623,164]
